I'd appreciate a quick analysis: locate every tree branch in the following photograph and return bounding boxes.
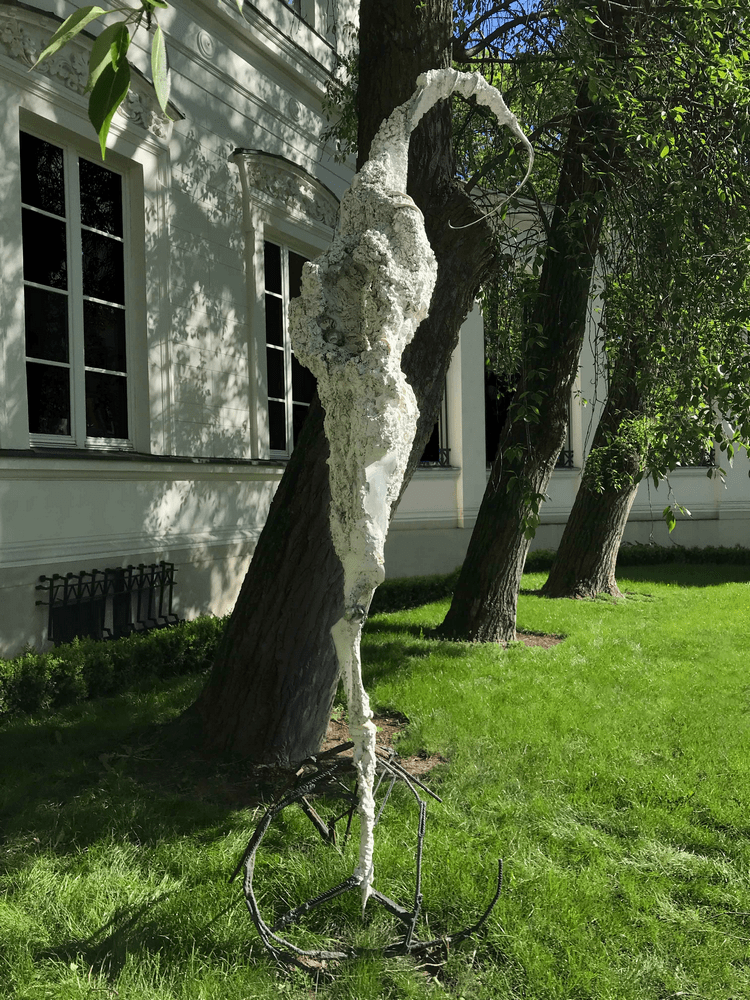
[454,11,550,61]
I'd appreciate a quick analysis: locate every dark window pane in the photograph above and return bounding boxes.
[84,301,126,372]
[22,209,67,289]
[26,362,70,435]
[81,230,124,303]
[20,133,65,216]
[291,354,316,404]
[265,294,283,346]
[24,287,68,363]
[268,399,286,451]
[485,372,514,465]
[292,402,309,447]
[266,346,285,399]
[420,421,440,463]
[264,242,282,293]
[85,371,128,438]
[288,251,308,300]
[79,158,123,236]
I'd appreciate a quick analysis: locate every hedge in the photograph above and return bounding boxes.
[525,542,750,572]
[370,543,750,612]
[0,615,227,720]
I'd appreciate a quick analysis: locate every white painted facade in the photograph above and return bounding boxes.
[0,0,747,658]
[0,0,353,655]
[387,299,750,578]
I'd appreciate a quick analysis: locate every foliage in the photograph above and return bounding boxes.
[33,0,171,156]
[526,542,750,573]
[369,569,461,614]
[597,165,750,486]
[454,1,750,547]
[321,50,359,163]
[3,564,750,998]
[0,616,225,719]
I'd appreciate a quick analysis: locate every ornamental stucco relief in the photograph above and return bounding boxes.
[233,151,340,231]
[0,8,173,140]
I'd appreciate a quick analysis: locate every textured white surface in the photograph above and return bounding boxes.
[290,70,532,908]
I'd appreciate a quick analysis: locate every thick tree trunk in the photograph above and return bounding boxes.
[438,80,618,644]
[541,350,646,599]
[540,471,639,599]
[192,0,496,764]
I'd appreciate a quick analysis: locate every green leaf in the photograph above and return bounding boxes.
[150,24,171,116]
[87,22,130,93]
[32,6,107,69]
[662,506,677,532]
[88,57,131,158]
[659,144,670,158]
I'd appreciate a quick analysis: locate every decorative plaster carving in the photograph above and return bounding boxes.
[196,29,215,59]
[114,89,166,139]
[233,150,340,231]
[286,97,300,121]
[0,7,173,140]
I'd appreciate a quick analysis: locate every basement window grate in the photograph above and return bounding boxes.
[36,562,183,646]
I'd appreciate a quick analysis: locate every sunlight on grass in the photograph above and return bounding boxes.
[2,563,749,999]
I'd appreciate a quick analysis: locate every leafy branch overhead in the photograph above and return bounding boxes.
[32,0,172,157]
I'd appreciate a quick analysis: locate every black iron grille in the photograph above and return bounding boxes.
[36,562,182,646]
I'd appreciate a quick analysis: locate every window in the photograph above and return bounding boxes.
[21,130,130,447]
[263,240,316,455]
[419,385,450,467]
[555,408,575,468]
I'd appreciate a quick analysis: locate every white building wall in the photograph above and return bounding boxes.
[0,0,353,656]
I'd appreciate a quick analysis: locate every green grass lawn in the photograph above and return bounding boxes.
[2,564,749,999]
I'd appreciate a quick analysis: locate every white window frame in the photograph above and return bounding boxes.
[231,150,340,460]
[263,239,315,459]
[21,127,135,451]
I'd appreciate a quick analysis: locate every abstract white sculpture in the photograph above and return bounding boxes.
[290,69,533,909]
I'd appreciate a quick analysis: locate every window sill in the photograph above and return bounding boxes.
[0,449,288,481]
[414,465,460,479]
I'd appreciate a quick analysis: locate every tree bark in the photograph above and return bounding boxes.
[541,472,639,599]
[541,348,646,599]
[192,0,496,764]
[437,78,618,644]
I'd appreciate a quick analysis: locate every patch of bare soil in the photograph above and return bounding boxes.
[514,629,565,649]
[321,711,447,778]
[125,708,444,809]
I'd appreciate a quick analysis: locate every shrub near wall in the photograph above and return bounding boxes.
[523,543,750,573]
[0,616,227,719]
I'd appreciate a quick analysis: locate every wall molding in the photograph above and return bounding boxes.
[0,454,285,483]
[0,524,262,571]
[233,149,339,235]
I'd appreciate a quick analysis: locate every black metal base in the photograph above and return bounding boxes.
[230,742,503,971]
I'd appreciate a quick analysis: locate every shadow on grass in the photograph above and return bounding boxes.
[0,677,281,869]
[36,893,174,981]
[34,890,258,985]
[361,633,478,689]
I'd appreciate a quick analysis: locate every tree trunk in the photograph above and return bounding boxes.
[541,348,646,599]
[542,475,639,599]
[437,78,619,644]
[192,0,496,764]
